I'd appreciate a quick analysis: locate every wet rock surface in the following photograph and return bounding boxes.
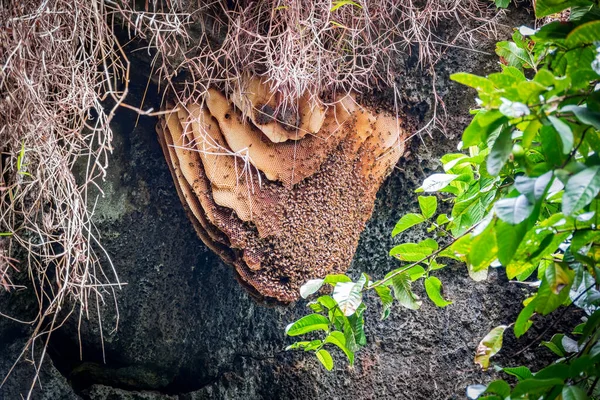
[0,6,565,400]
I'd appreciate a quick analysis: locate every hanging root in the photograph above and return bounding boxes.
[112,0,503,110]
[0,1,126,397]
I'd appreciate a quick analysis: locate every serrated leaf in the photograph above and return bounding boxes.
[285,314,331,336]
[418,196,438,219]
[475,325,508,370]
[300,279,324,298]
[424,276,452,307]
[392,213,426,237]
[316,349,334,371]
[563,166,600,216]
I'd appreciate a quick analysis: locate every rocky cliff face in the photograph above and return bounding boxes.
[0,6,553,400]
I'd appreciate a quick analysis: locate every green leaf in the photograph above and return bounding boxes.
[347,303,367,347]
[436,214,450,225]
[450,73,495,94]
[496,219,528,266]
[522,119,542,148]
[494,195,534,224]
[324,331,354,365]
[389,242,434,262]
[316,349,334,371]
[487,126,513,176]
[561,106,600,130]
[332,275,366,316]
[468,224,498,272]
[506,215,570,278]
[462,113,508,147]
[548,116,574,154]
[566,20,600,47]
[561,385,588,400]
[496,41,532,68]
[541,125,568,167]
[300,279,324,298]
[514,298,537,338]
[541,333,566,357]
[323,274,353,285]
[485,380,511,397]
[418,196,438,219]
[285,341,312,351]
[536,363,571,380]
[390,273,421,310]
[503,366,534,381]
[392,213,426,237]
[495,0,510,7]
[535,263,575,315]
[563,166,600,216]
[420,174,459,192]
[535,0,592,18]
[316,295,337,309]
[512,379,564,397]
[374,286,393,320]
[581,309,600,340]
[474,325,507,370]
[424,276,452,307]
[406,265,427,280]
[285,314,331,336]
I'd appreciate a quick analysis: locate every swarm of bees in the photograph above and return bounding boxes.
[156,76,406,302]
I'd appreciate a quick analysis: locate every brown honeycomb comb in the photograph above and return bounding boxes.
[156,82,406,302]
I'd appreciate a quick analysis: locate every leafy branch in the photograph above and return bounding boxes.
[284,0,600,398]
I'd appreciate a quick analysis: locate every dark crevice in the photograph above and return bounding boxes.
[48,339,287,397]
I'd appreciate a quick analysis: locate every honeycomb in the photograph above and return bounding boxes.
[156,81,406,302]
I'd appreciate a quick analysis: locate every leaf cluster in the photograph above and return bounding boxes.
[284,0,600,396]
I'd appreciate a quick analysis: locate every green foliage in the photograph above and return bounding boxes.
[285,1,600,396]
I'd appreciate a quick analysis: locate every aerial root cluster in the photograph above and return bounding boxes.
[118,0,503,109]
[157,77,407,301]
[0,1,125,394]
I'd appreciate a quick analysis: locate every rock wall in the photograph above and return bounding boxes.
[1,6,558,400]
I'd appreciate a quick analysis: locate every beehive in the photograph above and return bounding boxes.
[156,80,406,302]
